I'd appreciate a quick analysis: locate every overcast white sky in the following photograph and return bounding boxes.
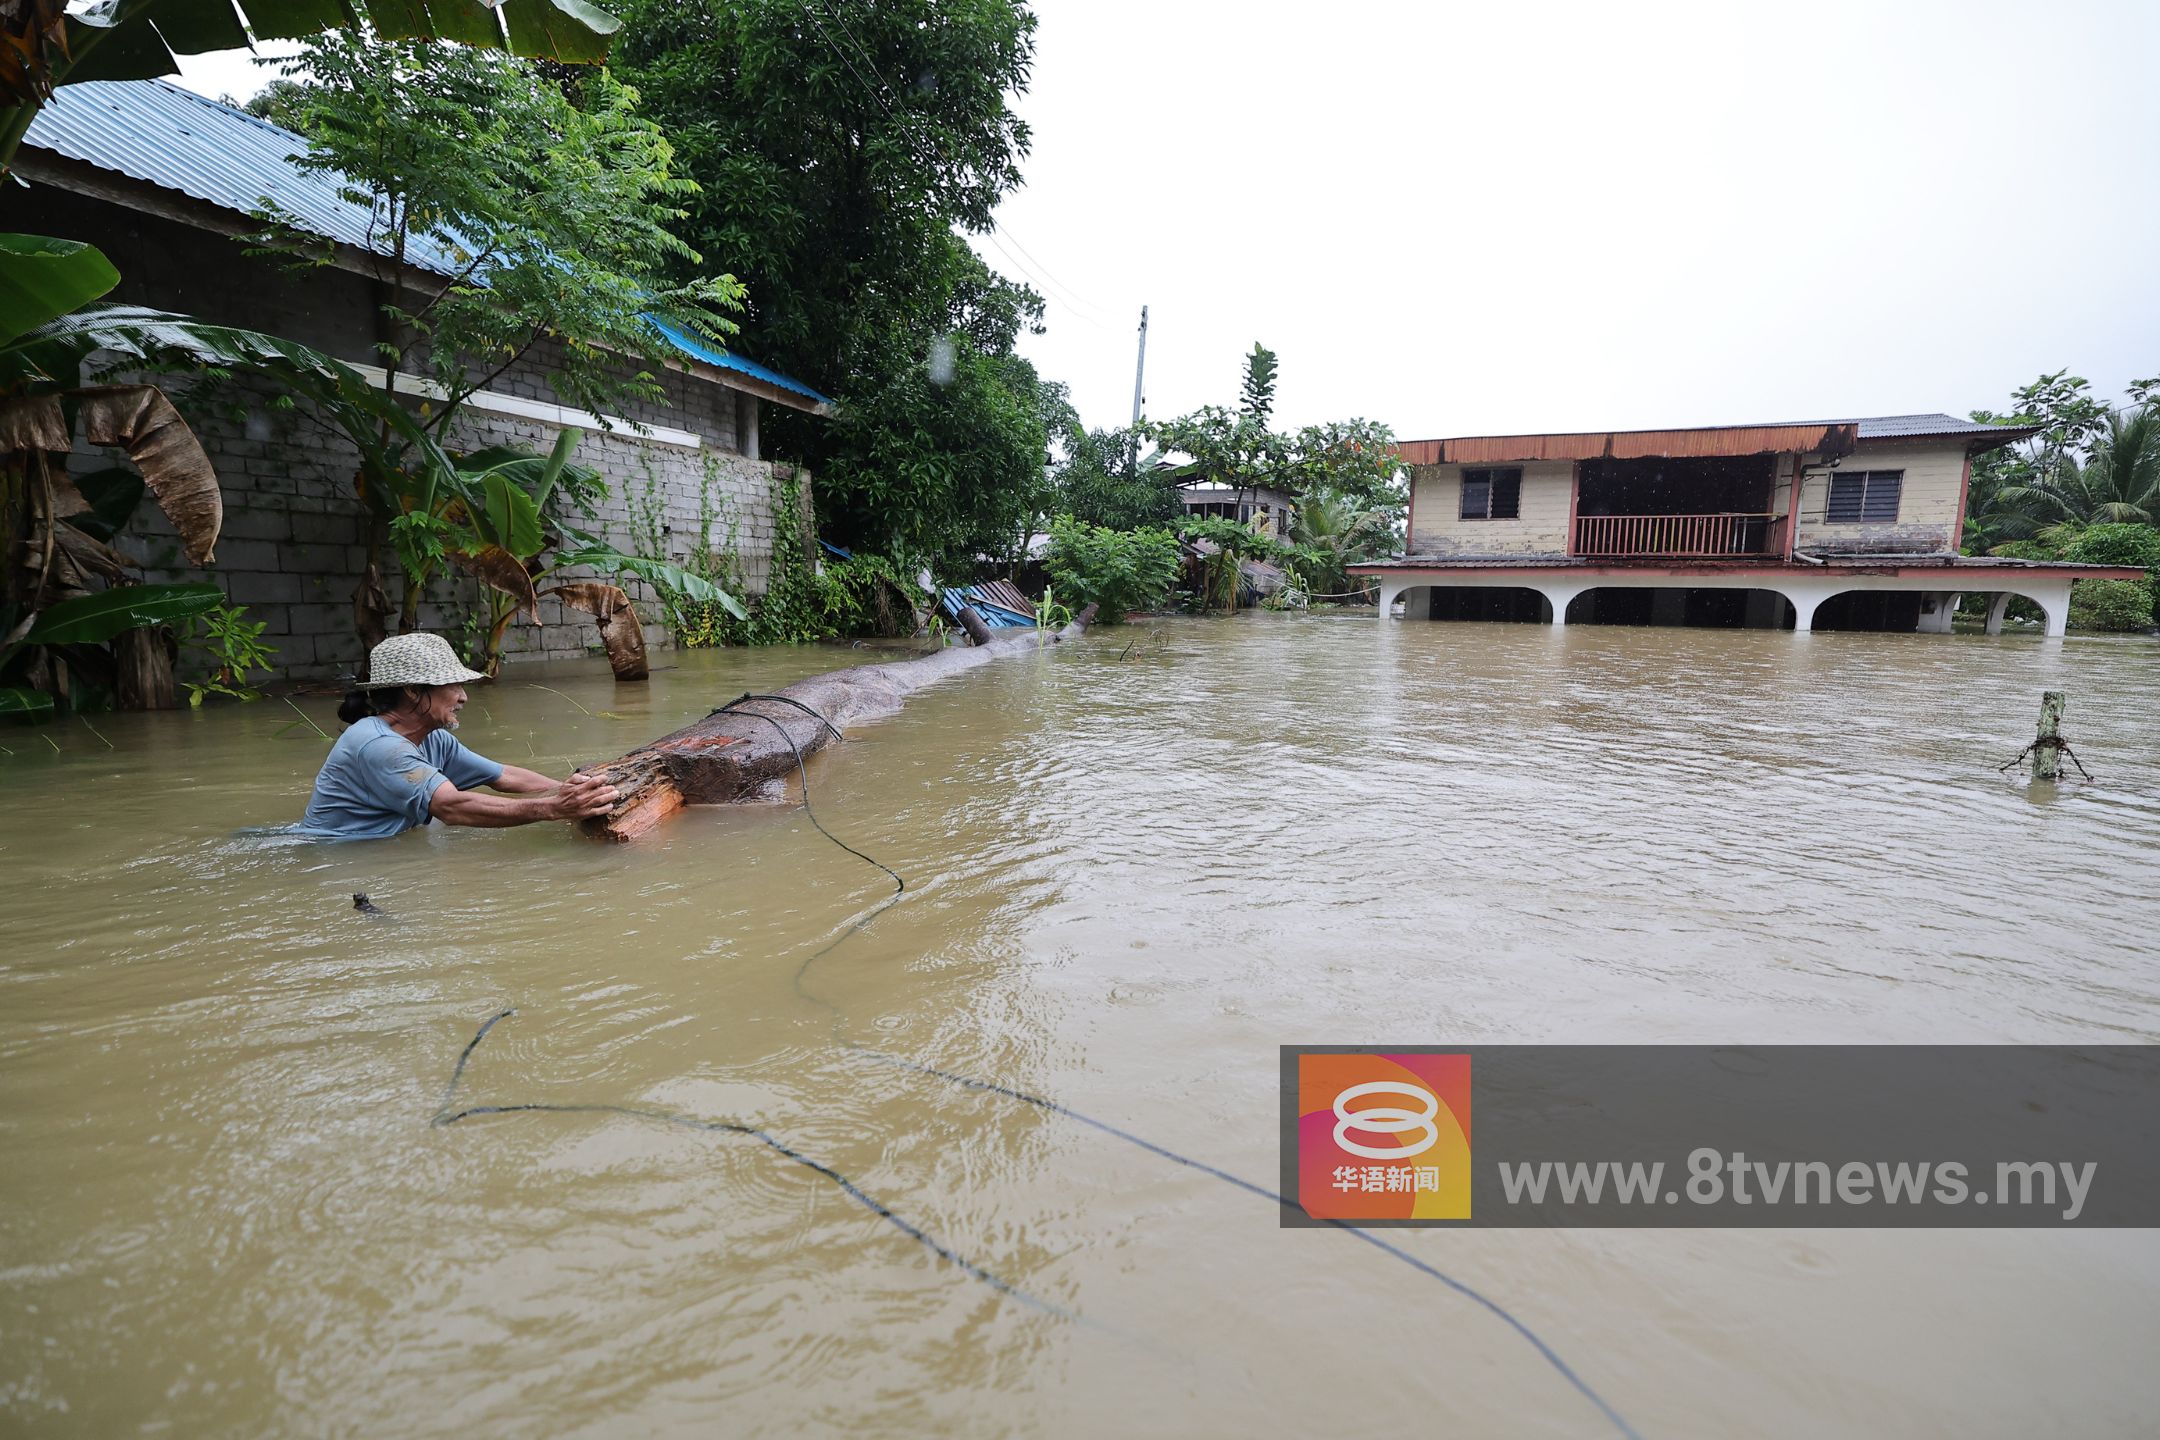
[179,0,2159,439]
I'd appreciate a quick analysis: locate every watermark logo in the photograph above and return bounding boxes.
[1296,1052,1471,1220]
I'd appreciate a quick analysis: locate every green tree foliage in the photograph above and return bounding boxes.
[255,35,744,630]
[1966,370,2120,548]
[2063,522,2160,630]
[2062,521,2160,570]
[814,300,1057,566]
[2067,580,2156,631]
[1994,406,2159,529]
[1042,517,1180,624]
[1285,419,1403,511]
[1289,490,1394,598]
[1239,342,1278,425]
[1148,404,1287,513]
[1052,423,1180,531]
[610,0,1051,570]
[1963,370,2159,632]
[1148,348,1403,546]
[264,36,739,422]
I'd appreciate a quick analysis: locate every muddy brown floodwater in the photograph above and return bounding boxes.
[3,614,2158,1438]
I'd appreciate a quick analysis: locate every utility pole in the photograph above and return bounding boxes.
[1130,304,1149,430]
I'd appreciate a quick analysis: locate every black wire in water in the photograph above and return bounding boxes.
[712,692,847,743]
[430,1009,1074,1320]
[849,1048,1644,1440]
[739,704,1647,1440]
[708,695,904,1000]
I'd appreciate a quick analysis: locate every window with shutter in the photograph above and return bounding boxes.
[1826,471,1902,524]
[1460,467,1522,520]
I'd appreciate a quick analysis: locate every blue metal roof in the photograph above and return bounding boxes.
[25,80,831,410]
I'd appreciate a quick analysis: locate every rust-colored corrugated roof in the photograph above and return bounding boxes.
[1393,424,1857,465]
[1392,413,2040,466]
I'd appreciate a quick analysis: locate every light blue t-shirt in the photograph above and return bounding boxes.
[297,716,505,840]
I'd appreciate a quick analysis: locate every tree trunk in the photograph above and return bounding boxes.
[576,605,1095,841]
[114,624,178,710]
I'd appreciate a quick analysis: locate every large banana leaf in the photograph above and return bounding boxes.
[3,302,464,506]
[22,582,223,646]
[459,428,594,517]
[20,1,619,94]
[0,687,56,721]
[77,385,222,565]
[476,472,546,559]
[2,301,370,389]
[545,580,647,680]
[553,547,749,620]
[0,235,119,343]
[450,545,539,623]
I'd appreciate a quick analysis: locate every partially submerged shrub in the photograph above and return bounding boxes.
[1043,517,1181,624]
[2063,524,2160,628]
[2069,578,2157,632]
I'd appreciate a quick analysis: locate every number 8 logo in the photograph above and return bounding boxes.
[1331,1080,1441,1159]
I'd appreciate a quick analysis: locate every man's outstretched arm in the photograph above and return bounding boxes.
[488,763,574,796]
[429,772,619,828]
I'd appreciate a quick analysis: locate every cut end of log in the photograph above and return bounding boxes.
[581,783,683,842]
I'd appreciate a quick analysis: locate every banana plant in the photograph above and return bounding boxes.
[1,0,621,173]
[449,427,745,679]
[0,232,445,715]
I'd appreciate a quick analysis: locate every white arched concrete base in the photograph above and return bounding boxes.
[1984,585,2071,637]
[1918,593,1961,634]
[1371,571,2075,635]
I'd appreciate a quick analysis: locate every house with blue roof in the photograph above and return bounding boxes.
[17,79,832,679]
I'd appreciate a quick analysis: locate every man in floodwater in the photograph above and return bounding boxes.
[298,633,618,839]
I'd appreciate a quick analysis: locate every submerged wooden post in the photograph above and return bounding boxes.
[2032,690,2066,782]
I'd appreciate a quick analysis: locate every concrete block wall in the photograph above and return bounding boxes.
[83,378,792,680]
[39,180,796,681]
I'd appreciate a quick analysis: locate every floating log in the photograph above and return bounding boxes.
[576,604,1097,841]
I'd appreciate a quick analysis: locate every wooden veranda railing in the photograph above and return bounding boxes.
[1573,513,1784,558]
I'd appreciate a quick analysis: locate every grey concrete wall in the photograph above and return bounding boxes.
[36,182,793,680]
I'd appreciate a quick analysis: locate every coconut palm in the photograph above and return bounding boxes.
[1996,406,2160,529]
[1289,488,1392,599]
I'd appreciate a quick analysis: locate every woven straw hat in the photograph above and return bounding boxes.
[360,633,488,690]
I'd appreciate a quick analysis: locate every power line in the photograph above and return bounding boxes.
[977,229,1113,334]
[822,1,894,107]
[991,221,1119,322]
[801,2,892,118]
